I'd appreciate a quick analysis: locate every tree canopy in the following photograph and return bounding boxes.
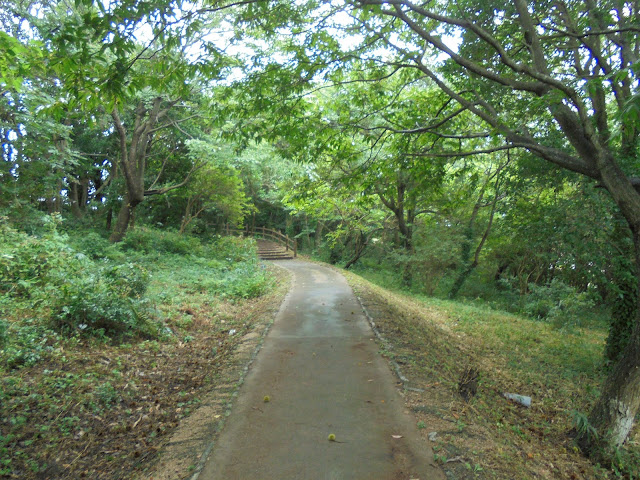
[1,0,639,468]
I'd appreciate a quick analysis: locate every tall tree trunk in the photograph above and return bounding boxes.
[70,181,84,219]
[315,221,324,249]
[449,183,500,298]
[109,194,140,243]
[579,158,640,453]
[106,208,113,231]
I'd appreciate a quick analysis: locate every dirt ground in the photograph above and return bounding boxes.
[0,265,290,480]
[344,271,630,480]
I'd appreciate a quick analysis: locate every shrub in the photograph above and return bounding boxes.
[523,279,595,327]
[0,218,155,342]
[0,220,72,298]
[99,263,149,298]
[69,231,112,259]
[1,322,59,369]
[201,235,257,263]
[49,265,152,338]
[0,318,7,345]
[121,227,202,255]
[224,263,270,299]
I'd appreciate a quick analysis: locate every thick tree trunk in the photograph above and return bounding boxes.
[105,207,113,231]
[580,158,640,452]
[582,312,640,451]
[70,181,84,219]
[109,194,140,243]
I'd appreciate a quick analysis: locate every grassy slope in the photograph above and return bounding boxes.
[342,270,639,479]
[0,239,288,480]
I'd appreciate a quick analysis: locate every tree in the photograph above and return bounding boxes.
[174,138,250,234]
[338,0,640,452]
[232,0,640,453]
[109,92,202,242]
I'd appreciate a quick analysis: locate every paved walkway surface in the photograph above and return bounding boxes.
[199,260,444,480]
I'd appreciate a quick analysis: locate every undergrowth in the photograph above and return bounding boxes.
[0,217,274,479]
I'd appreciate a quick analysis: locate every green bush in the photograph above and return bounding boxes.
[0,318,7,345]
[121,227,202,255]
[99,263,149,298]
[1,323,59,369]
[224,262,270,299]
[49,263,152,337]
[523,279,595,327]
[201,235,257,262]
[0,218,155,343]
[69,231,113,259]
[0,220,72,298]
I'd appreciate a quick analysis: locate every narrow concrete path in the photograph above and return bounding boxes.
[199,260,444,480]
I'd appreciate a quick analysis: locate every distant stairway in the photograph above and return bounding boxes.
[257,239,295,260]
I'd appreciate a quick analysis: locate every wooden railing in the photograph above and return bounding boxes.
[225,226,297,258]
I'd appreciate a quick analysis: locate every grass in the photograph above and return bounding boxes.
[342,270,639,479]
[0,229,283,479]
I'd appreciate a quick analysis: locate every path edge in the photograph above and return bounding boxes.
[187,262,293,480]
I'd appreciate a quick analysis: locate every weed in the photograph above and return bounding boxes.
[433,453,447,464]
[96,382,120,406]
[573,411,598,443]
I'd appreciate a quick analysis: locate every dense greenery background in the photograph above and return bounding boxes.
[1,0,639,475]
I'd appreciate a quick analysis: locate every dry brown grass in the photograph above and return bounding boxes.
[343,270,639,480]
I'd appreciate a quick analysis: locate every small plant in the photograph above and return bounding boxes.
[572,411,598,443]
[523,279,594,327]
[96,382,120,406]
[433,453,447,464]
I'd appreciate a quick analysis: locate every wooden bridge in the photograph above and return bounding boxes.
[226,226,297,260]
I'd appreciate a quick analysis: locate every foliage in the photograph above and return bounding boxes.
[1,322,60,369]
[0,216,272,377]
[120,227,203,256]
[0,318,7,345]
[50,263,152,337]
[522,279,596,328]
[0,218,154,342]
